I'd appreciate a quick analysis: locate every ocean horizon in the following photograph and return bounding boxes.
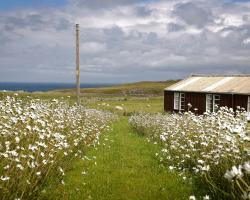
[0,82,114,92]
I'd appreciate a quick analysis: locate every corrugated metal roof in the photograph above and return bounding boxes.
[165,75,250,95]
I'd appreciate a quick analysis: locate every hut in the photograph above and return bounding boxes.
[164,75,250,115]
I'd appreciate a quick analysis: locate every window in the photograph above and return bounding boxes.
[206,94,221,113]
[180,93,185,111]
[248,96,250,112]
[174,92,180,110]
[174,92,185,111]
[206,94,213,112]
[213,95,221,112]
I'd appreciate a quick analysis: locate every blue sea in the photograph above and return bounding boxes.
[0,82,114,92]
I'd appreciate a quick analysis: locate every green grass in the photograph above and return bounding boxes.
[82,96,164,114]
[54,80,177,96]
[1,80,249,199]
[1,81,192,199]
[40,117,193,200]
[0,80,174,114]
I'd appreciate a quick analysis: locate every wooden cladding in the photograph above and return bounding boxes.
[164,91,249,114]
[184,92,206,115]
[233,95,248,110]
[248,96,250,112]
[164,91,173,112]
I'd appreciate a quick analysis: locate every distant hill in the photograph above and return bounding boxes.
[54,80,178,96]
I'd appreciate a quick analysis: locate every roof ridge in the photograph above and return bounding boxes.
[165,75,250,94]
[190,74,250,77]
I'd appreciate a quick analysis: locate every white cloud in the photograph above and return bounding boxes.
[243,38,250,44]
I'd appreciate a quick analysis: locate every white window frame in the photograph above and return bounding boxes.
[247,96,250,112]
[174,92,180,110]
[206,94,213,112]
[180,93,185,111]
[213,94,221,112]
[174,92,185,111]
[206,94,221,112]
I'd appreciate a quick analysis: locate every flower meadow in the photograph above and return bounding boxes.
[0,95,116,200]
[129,107,250,199]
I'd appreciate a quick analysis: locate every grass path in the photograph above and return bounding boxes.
[42,117,192,200]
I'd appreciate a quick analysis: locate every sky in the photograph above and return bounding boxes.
[0,0,67,10]
[0,0,250,83]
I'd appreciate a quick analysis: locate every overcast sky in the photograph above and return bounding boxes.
[0,0,250,83]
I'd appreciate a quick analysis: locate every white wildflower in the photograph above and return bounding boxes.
[224,165,243,181]
[81,171,87,175]
[15,136,20,143]
[189,195,196,200]
[243,162,250,175]
[58,167,65,176]
[4,165,10,170]
[1,176,10,181]
[16,164,24,171]
[203,195,210,200]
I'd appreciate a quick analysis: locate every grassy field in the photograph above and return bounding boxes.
[74,80,175,114]
[40,117,192,200]
[1,81,249,199]
[1,80,175,114]
[82,96,164,114]
[0,80,196,200]
[38,81,193,199]
[53,80,177,96]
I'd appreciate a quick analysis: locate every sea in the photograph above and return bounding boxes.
[0,82,114,92]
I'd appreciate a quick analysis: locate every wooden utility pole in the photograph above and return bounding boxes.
[76,24,80,106]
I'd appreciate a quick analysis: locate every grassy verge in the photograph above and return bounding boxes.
[41,117,193,200]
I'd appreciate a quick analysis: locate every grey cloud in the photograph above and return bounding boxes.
[0,0,250,83]
[135,6,153,17]
[54,18,71,31]
[0,13,71,32]
[1,14,46,31]
[103,26,124,39]
[243,14,250,23]
[143,32,159,45]
[26,14,45,30]
[173,2,213,28]
[80,26,125,44]
[220,2,250,14]
[69,0,143,9]
[0,31,12,46]
[219,24,250,50]
[167,23,186,32]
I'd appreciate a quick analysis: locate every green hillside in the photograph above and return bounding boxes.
[53,80,178,96]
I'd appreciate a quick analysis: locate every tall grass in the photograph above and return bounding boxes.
[0,95,116,200]
[129,107,250,199]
